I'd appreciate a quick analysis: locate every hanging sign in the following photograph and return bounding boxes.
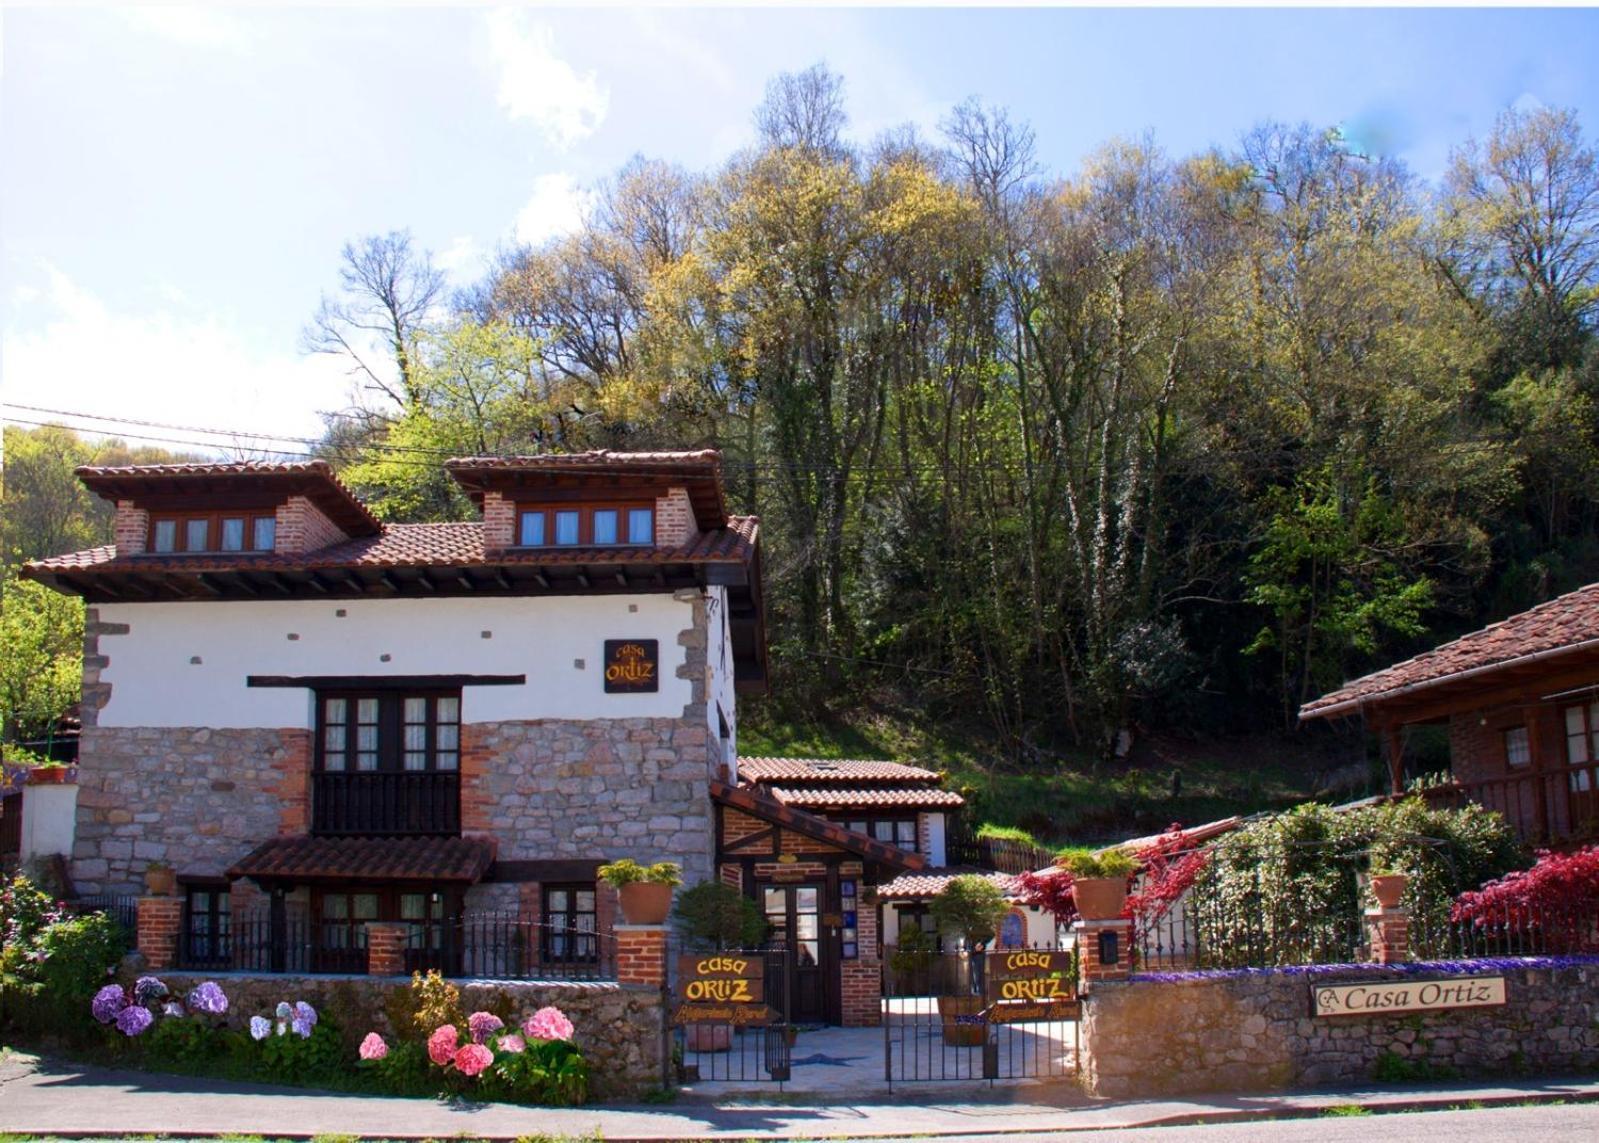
[1314,976,1506,1018]
[603,639,659,693]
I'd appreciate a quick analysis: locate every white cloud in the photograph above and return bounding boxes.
[484,8,608,149]
[437,235,485,280]
[514,173,596,247]
[122,7,249,50]
[2,264,355,455]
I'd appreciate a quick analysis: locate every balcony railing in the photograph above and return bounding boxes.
[311,771,461,836]
[1422,761,1599,847]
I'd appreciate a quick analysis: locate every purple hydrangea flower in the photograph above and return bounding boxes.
[249,1016,271,1041]
[133,976,168,1005]
[91,984,127,1024]
[293,1000,317,1027]
[116,1006,153,1037]
[275,1001,292,1021]
[290,1017,312,1039]
[467,1011,504,1044]
[187,981,228,1015]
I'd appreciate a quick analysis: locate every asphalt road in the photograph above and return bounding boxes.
[838,1102,1597,1143]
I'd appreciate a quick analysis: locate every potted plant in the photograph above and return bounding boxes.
[672,881,768,1052]
[599,859,683,925]
[1368,867,1409,910]
[26,761,71,785]
[929,875,1011,1046]
[1059,848,1137,920]
[143,859,177,898]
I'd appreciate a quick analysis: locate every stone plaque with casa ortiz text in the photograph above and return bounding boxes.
[1313,976,1507,1018]
[603,639,658,693]
[983,950,1081,1022]
[673,954,775,1026]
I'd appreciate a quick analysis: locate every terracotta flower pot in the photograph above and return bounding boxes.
[27,766,71,785]
[618,881,673,925]
[1370,874,1409,910]
[144,866,177,898]
[1072,876,1129,920]
[937,995,987,1046]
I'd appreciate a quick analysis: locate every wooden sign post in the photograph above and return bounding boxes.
[673,954,776,1026]
[984,950,1081,1023]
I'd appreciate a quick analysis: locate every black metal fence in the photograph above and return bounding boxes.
[177,904,618,980]
[1411,900,1599,960]
[1134,885,1367,970]
[74,893,139,938]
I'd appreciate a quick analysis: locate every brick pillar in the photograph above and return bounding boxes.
[136,896,183,970]
[1366,907,1410,965]
[366,921,410,976]
[840,895,882,1027]
[113,501,149,557]
[482,491,516,550]
[615,924,668,987]
[1073,917,1134,991]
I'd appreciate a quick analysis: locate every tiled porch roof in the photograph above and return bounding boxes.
[737,757,942,784]
[875,868,1021,901]
[228,835,496,884]
[769,786,966,809]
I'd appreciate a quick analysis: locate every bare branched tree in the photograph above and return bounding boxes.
[302,230,446,411]
[755,63,848,156]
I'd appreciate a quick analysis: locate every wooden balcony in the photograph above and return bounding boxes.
[311,771,460,837]
[1422,760,1599,848]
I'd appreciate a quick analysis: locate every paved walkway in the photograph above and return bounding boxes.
[3,1049,1598,1140]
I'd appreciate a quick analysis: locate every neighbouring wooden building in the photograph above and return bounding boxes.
[1301,582,1599,847]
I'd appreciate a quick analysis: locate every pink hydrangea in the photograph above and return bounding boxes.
[467,1010,504,1044]
[426,1024,459,1067]
[496,1033,526,1054]
[453,1042,493,1077]
[523,1005,574,1043]
[358,1032,388,1061]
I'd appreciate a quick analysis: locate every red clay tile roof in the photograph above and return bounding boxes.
[228,835,496,884]
[445,450,723,472]
[74,460,381,537]
[711,780,925,870]
[25,517,758,576]
[737,758,942,784]
[769,786,966,809]
[876,869,1021,901]
[1301,581,1599,720]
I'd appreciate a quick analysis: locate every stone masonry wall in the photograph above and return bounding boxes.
[72,725,310,896]
[1081,961,1599,1099]
[141,970,666,1100]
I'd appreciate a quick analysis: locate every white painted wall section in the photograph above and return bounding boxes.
[20,782,79,861]
[93,595,697,728]
[925,812,947,866]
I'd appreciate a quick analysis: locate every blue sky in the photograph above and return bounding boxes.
[4,5,1598,449]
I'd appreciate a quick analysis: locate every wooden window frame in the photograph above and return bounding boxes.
[541,882,599,964]
[315,689,462,774]
[181,881,231,968]
[148,510,278,554]
[312,885,460,955]
[1504,725,1532,769]
[1563,701,1599,766]
[513,501,655,549]
[840,815,920,853]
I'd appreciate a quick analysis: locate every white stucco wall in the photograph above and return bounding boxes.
[703,585,738,780]
[92,594,704,729]
[925,812,947,866]
[20,783,79,861]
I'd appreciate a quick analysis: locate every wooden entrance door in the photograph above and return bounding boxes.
[763,883,831,1024]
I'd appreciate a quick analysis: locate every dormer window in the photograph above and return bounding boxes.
[515,504,654,549]
[149,512,277,554]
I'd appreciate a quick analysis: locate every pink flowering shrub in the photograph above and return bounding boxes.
[467,1010,504,1043]
[453,1043,494,1076]
[523,1006,574,1043]
[359,1033,388,1061]
[427,1024,459,1066]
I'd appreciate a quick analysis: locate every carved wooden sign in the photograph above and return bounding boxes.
[603,639,658,693]
[1313,976,1507,1018]
[673,954,775,1026]
[983,949,1078,1022]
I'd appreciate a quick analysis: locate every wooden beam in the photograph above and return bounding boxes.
[259,572,292,595]
[614,569,628,588]
[195,574,224,597]
[230,574,260,598]
[379,572,401,593]
[341,572,365,594]
[493,569,512,590]
[533,569,550,589]
[306,573,330,594]
[415,571,436,592]
[249,673,526,689]
[456,572,476,591]
[1381,722,1404,795]
[575,569,590,589]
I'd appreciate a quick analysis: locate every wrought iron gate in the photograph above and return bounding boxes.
[669,944,793,1085]
[883,947,1079,1087]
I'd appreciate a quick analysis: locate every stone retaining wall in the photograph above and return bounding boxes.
[1081,959,1599,1098]
[144,970,666,1100]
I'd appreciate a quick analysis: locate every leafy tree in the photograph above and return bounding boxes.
[0,570,84,746]
[930,874,1011,950]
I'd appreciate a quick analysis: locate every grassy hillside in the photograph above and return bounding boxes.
[738,702,1390,849]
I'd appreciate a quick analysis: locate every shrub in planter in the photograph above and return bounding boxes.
[1057,849,1136,919]
[599,859,682,924]
[930,875,1011,957]
[672,880,767,950]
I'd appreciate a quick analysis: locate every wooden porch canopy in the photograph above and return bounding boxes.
[711,780,926,870]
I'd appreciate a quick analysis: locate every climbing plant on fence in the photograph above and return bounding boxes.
[1155,798,1525,969]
